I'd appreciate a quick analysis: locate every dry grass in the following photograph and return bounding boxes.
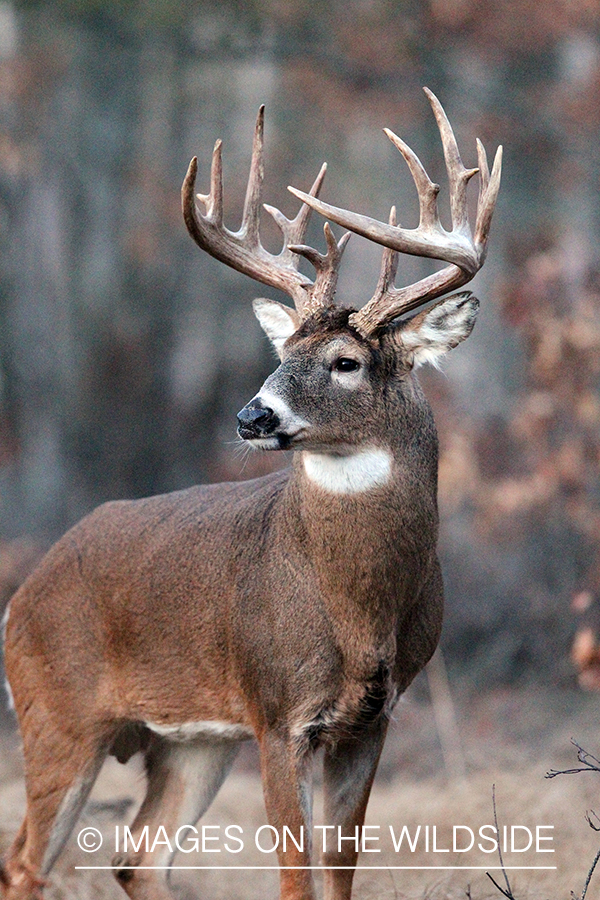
[2,681,600,899]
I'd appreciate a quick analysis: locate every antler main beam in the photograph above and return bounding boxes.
[182,107,349,317]
[288,88,502,336]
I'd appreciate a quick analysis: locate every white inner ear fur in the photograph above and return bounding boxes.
[398,292,479,369]
[253,298,299,358]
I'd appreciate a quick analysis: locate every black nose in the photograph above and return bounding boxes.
[237,401,280,439]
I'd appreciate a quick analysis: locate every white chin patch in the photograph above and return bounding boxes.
[303,447,393,494]
[245,435,282,450]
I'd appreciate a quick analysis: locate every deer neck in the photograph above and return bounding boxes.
[282,443,435,649]
[277,448,435,679]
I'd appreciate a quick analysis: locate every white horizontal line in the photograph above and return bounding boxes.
[75,865,557,871]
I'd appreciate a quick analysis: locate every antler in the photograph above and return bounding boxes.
[288,87,502,336]
[182,106,350,318]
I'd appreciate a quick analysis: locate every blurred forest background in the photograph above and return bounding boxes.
[1,0,600,687]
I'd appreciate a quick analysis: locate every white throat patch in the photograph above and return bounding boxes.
[303,447,393,495]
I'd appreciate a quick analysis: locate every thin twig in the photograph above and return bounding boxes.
[585,810,600,833]
[580,847,600,900]
[546,739,600,778]
[489,784,515,899]
[486,872,514,899]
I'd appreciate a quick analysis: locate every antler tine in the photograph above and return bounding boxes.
[263,163,328,268]
[424,87,479,237]
[371,207,400,302]
[476,138,490,197]
[240,106,265,247]
[289,223,351,313]
[211,140,224,223]
[383,130,440,233]
[288,162,328,247]
[474,142,503,249]
[182,157,206,236]
[192,137,225,224]
[182,110,345,315]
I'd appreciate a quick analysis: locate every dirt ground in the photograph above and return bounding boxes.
[2,678,600,900]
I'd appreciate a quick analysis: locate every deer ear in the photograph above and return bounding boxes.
[393,292,479,369]
[253,298,300,359]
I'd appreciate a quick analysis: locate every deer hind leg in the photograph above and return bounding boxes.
[0,719,107,900]
[321,720,388,900]
[112,738,240,900]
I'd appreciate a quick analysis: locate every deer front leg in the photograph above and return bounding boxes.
[258,731,316,900]
[322,720,388,900]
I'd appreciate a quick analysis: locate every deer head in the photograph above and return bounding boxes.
[182,89,501,458]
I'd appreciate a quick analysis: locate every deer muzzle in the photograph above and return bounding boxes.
[237,400,280,440]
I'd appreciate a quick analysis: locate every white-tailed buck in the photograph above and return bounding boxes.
[1,88,501,900]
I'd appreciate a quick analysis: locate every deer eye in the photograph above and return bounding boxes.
[333,357,360,373]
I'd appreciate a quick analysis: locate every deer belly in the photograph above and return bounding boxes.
[144,720,254,742]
